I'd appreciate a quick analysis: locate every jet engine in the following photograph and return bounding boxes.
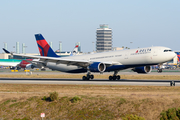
[88,62,106,72]
[132,66,152,74]
[26,64,35,69]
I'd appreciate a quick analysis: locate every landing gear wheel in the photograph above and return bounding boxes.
[82,76,86,80]
[82,74,94,80]
[86,75,90,80]
[113,76,117,80]
[109,76,113,80]
[109,75,121,80]
[117,75,120,80]
[90,75,94,79]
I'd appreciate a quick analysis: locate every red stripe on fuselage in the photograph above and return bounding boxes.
[19,59,32,68]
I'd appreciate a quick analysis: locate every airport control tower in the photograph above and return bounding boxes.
[96,24,112,52]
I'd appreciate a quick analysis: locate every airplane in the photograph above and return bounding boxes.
[0,59,22,69]
[7,34,176,80]
[0,49,21,69]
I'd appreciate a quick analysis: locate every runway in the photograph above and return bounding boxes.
[0,70,180,86]
[0,77,179,86]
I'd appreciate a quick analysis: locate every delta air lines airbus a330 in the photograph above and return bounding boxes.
[9,34,176,80]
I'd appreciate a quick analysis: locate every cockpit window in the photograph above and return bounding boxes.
[164,50,172,52]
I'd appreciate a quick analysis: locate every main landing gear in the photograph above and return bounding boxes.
[82,70,121,81]
[109,75,120,80]
[82,71,94,80]
[82,75,94,80]
[109,70,121,80]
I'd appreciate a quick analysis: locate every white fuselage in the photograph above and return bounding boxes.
[46,46,176,73]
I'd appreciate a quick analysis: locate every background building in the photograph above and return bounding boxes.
[96,24,112,52]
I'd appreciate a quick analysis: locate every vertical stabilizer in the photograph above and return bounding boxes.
[176,52,180,63]
[35,34,59,57]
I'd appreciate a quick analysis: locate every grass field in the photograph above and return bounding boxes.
[0,73,180,119]
[0,83,180,119]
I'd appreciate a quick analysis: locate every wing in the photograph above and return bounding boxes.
[12,53,120,68]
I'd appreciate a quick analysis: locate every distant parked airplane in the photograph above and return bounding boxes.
[0,59,21,69]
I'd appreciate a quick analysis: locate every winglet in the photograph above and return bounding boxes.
[2,48,10,54]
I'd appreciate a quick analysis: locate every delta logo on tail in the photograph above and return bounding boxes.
[35,34,59,57]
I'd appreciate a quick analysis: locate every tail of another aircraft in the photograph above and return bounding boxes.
[2,48,10,54]
[176,52,180,62]
[70,45,79,56]
[35,34,59,57]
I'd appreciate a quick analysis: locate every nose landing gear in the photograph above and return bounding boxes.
[157,68,162,73]
[157,64,163,73]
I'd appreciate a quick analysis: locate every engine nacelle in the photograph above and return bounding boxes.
[89,62,106,72]
[26,64,35,69]
[132,66,152,74]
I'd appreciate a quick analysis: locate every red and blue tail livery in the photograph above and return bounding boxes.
[35,34,59,57]
[175,52,180,62]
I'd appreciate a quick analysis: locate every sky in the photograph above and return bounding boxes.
[0,0,180,53]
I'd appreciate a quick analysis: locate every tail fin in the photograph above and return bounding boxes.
[70,45,79,56]
[2,48,10,54]
[176,52,180,62]
[35,34,59,57]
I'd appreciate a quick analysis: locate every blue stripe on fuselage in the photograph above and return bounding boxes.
[65,64,156,73]
[105,64,156,72]
[66,68,87,73]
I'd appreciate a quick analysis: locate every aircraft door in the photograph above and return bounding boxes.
[151,49,158,63]
[124,52,129,60]
[153,50,157,57]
